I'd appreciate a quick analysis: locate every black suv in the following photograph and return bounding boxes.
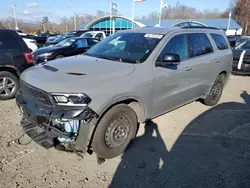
[0,29,34,100]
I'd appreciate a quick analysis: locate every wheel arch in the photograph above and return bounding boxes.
[205,70,229,97]
[0,65,19,77]
[98,97,147,124]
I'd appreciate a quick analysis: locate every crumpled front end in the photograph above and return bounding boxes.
[16,81,98,152]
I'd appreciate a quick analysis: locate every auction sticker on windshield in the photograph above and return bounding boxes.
[144,34,163,39]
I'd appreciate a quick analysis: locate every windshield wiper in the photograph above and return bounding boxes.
[85,53,119,61]
[85,53,136,64]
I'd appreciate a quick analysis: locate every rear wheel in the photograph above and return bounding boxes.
[0,71,19,100]
[55,54,64,59]
[92,104,138,159]
[202,74,224,106]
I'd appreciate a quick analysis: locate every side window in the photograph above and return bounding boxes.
[189,33,213,57]
[211,34,228,50]
[160,34,189,61]
[96,33,103,40]
[75,39,87,48]
[88,38,99,46]
[0,31,22,50]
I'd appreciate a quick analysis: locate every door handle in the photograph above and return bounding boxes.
[214,60,220,64]
[185,67,193,71]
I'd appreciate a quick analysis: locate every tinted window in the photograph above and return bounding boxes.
[82,33,94,38]
[96,33,103,40]
[189,33,213,57]
[75,39,87,48]
[0,31,22,50]
[160,34,189,61]
[211,34,228,50]
[77,31,86,36]
[88,38,99,46]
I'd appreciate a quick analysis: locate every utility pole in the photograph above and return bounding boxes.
[74,13,77,30]
[110,0,112,35]
[43,24,46,32]
[132,0,135,29]
[12,5,18,30]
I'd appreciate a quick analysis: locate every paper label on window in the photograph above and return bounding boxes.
[144,34,163,39]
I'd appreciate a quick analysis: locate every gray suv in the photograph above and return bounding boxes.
[16,27,232,159]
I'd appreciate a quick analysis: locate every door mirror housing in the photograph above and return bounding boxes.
[156,53,181,67]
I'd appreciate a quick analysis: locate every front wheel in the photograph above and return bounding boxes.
[92,104,138,159]
[201,74,224,106]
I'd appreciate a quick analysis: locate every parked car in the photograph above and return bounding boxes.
[18,33,38,52]
[80,31,107,40]
[64,30,89,37]
[43,35,67,47]
[16,27,232,160]
[0,29,34,100]
[34,34,48,46]
[232,38,250,74]
[227,35,250,48]
[33,37,99,63]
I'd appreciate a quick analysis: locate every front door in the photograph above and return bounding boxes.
[152,33,210,117]
[71,39,89,56]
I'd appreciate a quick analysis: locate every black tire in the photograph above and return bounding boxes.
[92,104,138,159]
[202,74,224,106]
[55,54,64,59]
[0,71,19,100]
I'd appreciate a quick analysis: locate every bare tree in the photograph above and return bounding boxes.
[235,0,250,34]
[0,22,5,29]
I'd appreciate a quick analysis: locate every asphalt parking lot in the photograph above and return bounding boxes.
[0,75,250,188]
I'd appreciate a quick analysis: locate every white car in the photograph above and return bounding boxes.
[18,32,38,52]
[80,31,106,40]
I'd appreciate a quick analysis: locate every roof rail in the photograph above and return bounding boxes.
[180,26,219,30]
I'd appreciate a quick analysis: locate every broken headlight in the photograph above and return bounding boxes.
[52,93,91,107]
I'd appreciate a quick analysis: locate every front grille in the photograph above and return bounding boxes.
[243,55,250,64]
[233,55,250,65]
[20,81,53,106]
[233,57,239,65]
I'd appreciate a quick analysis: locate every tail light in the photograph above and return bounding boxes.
[23,52,34,65]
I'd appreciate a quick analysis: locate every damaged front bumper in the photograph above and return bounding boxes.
[16,91,98,152]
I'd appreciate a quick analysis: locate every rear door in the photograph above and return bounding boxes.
[0,30,30,72]
[187,33,218,93]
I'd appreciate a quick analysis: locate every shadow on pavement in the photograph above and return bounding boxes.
[109,91,250,188]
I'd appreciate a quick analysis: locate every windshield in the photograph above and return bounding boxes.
[235,39,250,50]
[53,35,65,42]
[81,32,95,38]
[86,32,163,64]
[56,38,76,47]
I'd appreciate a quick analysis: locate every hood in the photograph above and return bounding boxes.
[33,46,61,56]
[20,55,135,93]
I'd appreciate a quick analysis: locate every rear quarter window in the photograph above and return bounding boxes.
[0,31,23,50]
[189,33,213,58]
[211,34,229,50]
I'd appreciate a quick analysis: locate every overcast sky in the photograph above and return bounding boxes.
[0,0,232,23]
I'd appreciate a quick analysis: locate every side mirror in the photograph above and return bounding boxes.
[156,53,180,67]
[72,44,77,48]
